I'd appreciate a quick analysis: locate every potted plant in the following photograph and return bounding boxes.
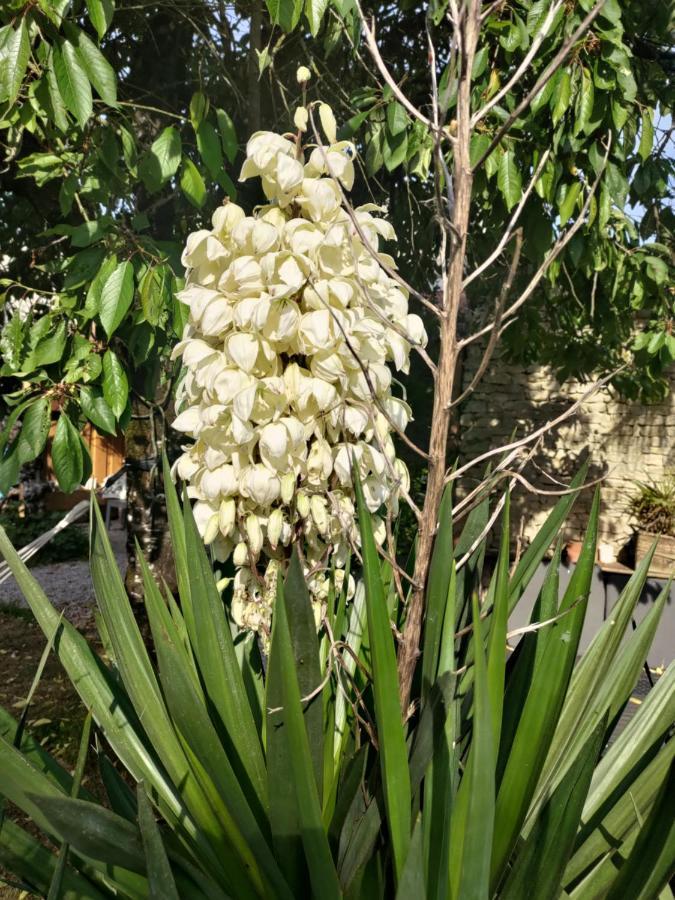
[629,473,675,578]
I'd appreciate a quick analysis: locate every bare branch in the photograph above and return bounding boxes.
[498,467,609,497]
[354,0,454,143]
[506,598,584,641]
[450,228,522,408]
[455,441,536,570]
[463,149,550,290]
[479,0,505,21]
[396,0,483,715]
[446,364,626,485]
[460,135,611,350]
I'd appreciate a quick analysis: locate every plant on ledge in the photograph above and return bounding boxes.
[629,473,675,538]
[629,473,675,579]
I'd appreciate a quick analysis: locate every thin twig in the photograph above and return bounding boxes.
[463,149,550,290]
[460,136,611,349]
[450,228,522,408]
[446,364,626,485]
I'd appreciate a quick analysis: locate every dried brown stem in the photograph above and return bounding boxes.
[396,0,482,715]
[445,365,626,485]
[450,228,522,409]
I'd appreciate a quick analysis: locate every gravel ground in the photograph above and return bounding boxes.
[0,523,127,897]
[0,524,127,630]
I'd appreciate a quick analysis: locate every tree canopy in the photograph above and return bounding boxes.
[0,0,673,495]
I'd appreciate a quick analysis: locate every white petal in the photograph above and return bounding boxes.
[276,153,304,193]
[259,422,289,470]
[200,298,233,336]
[227,333,259,373]
[300,310,332,351]
[182,339,218,368]
[233,384,258,422]
[172,407,201,433]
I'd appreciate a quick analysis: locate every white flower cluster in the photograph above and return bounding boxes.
[172,105,427,636]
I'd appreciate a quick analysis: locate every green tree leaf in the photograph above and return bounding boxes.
[52,412,84,493]
[80,386,116,435]
[551,69,571,126]
[189,91,209,130]
[52,38,93,128]
[16,397,51,466]
[85,0,114,40]
[45,48,69,132]
[305,0,329,36]
[99,260,134,338]
[64,23,117,106]
[0,445,20,495]
[102,350,129,419]
[215,108,238,163]
[139,126,182,192]
[1,21,30,107]
[83,254,118,320]
[573,67,594,136]
[0,314,25,369]
[383,129,408,172]
[196,121,224,181]
[638,108,654,162]
[558,181,582,225]
[265,0,303,32]
[498,149,522,211]
[25,320,67,370]
[70,218,112,248]
[179,157,206,209]
[139,265,169,326]
[386,101,408,136]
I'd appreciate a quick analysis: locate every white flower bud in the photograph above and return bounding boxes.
[296,490,310,519]
[372,516,386,546]
[280,471,296,505]
[296,65,311,84]
[310,495,329,534]
[203,513,220,545]
[318,103,337,144]
[294,106,308,132]
[219,498,236,536]
[267,508,284,548]
[233,541,249,567]
[245,514,263,557]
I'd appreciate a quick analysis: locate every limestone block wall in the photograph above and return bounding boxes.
[457,348,675,560]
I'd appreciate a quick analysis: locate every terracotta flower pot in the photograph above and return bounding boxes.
[564,540,583,565]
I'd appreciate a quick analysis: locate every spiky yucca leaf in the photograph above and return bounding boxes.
[0,469,672,899]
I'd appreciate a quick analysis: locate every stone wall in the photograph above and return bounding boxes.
[457,348,675,561]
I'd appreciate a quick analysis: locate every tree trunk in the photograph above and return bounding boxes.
[124,398,177,601]
[248,1,262,133]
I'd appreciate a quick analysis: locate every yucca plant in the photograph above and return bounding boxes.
[0,455,673,899]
